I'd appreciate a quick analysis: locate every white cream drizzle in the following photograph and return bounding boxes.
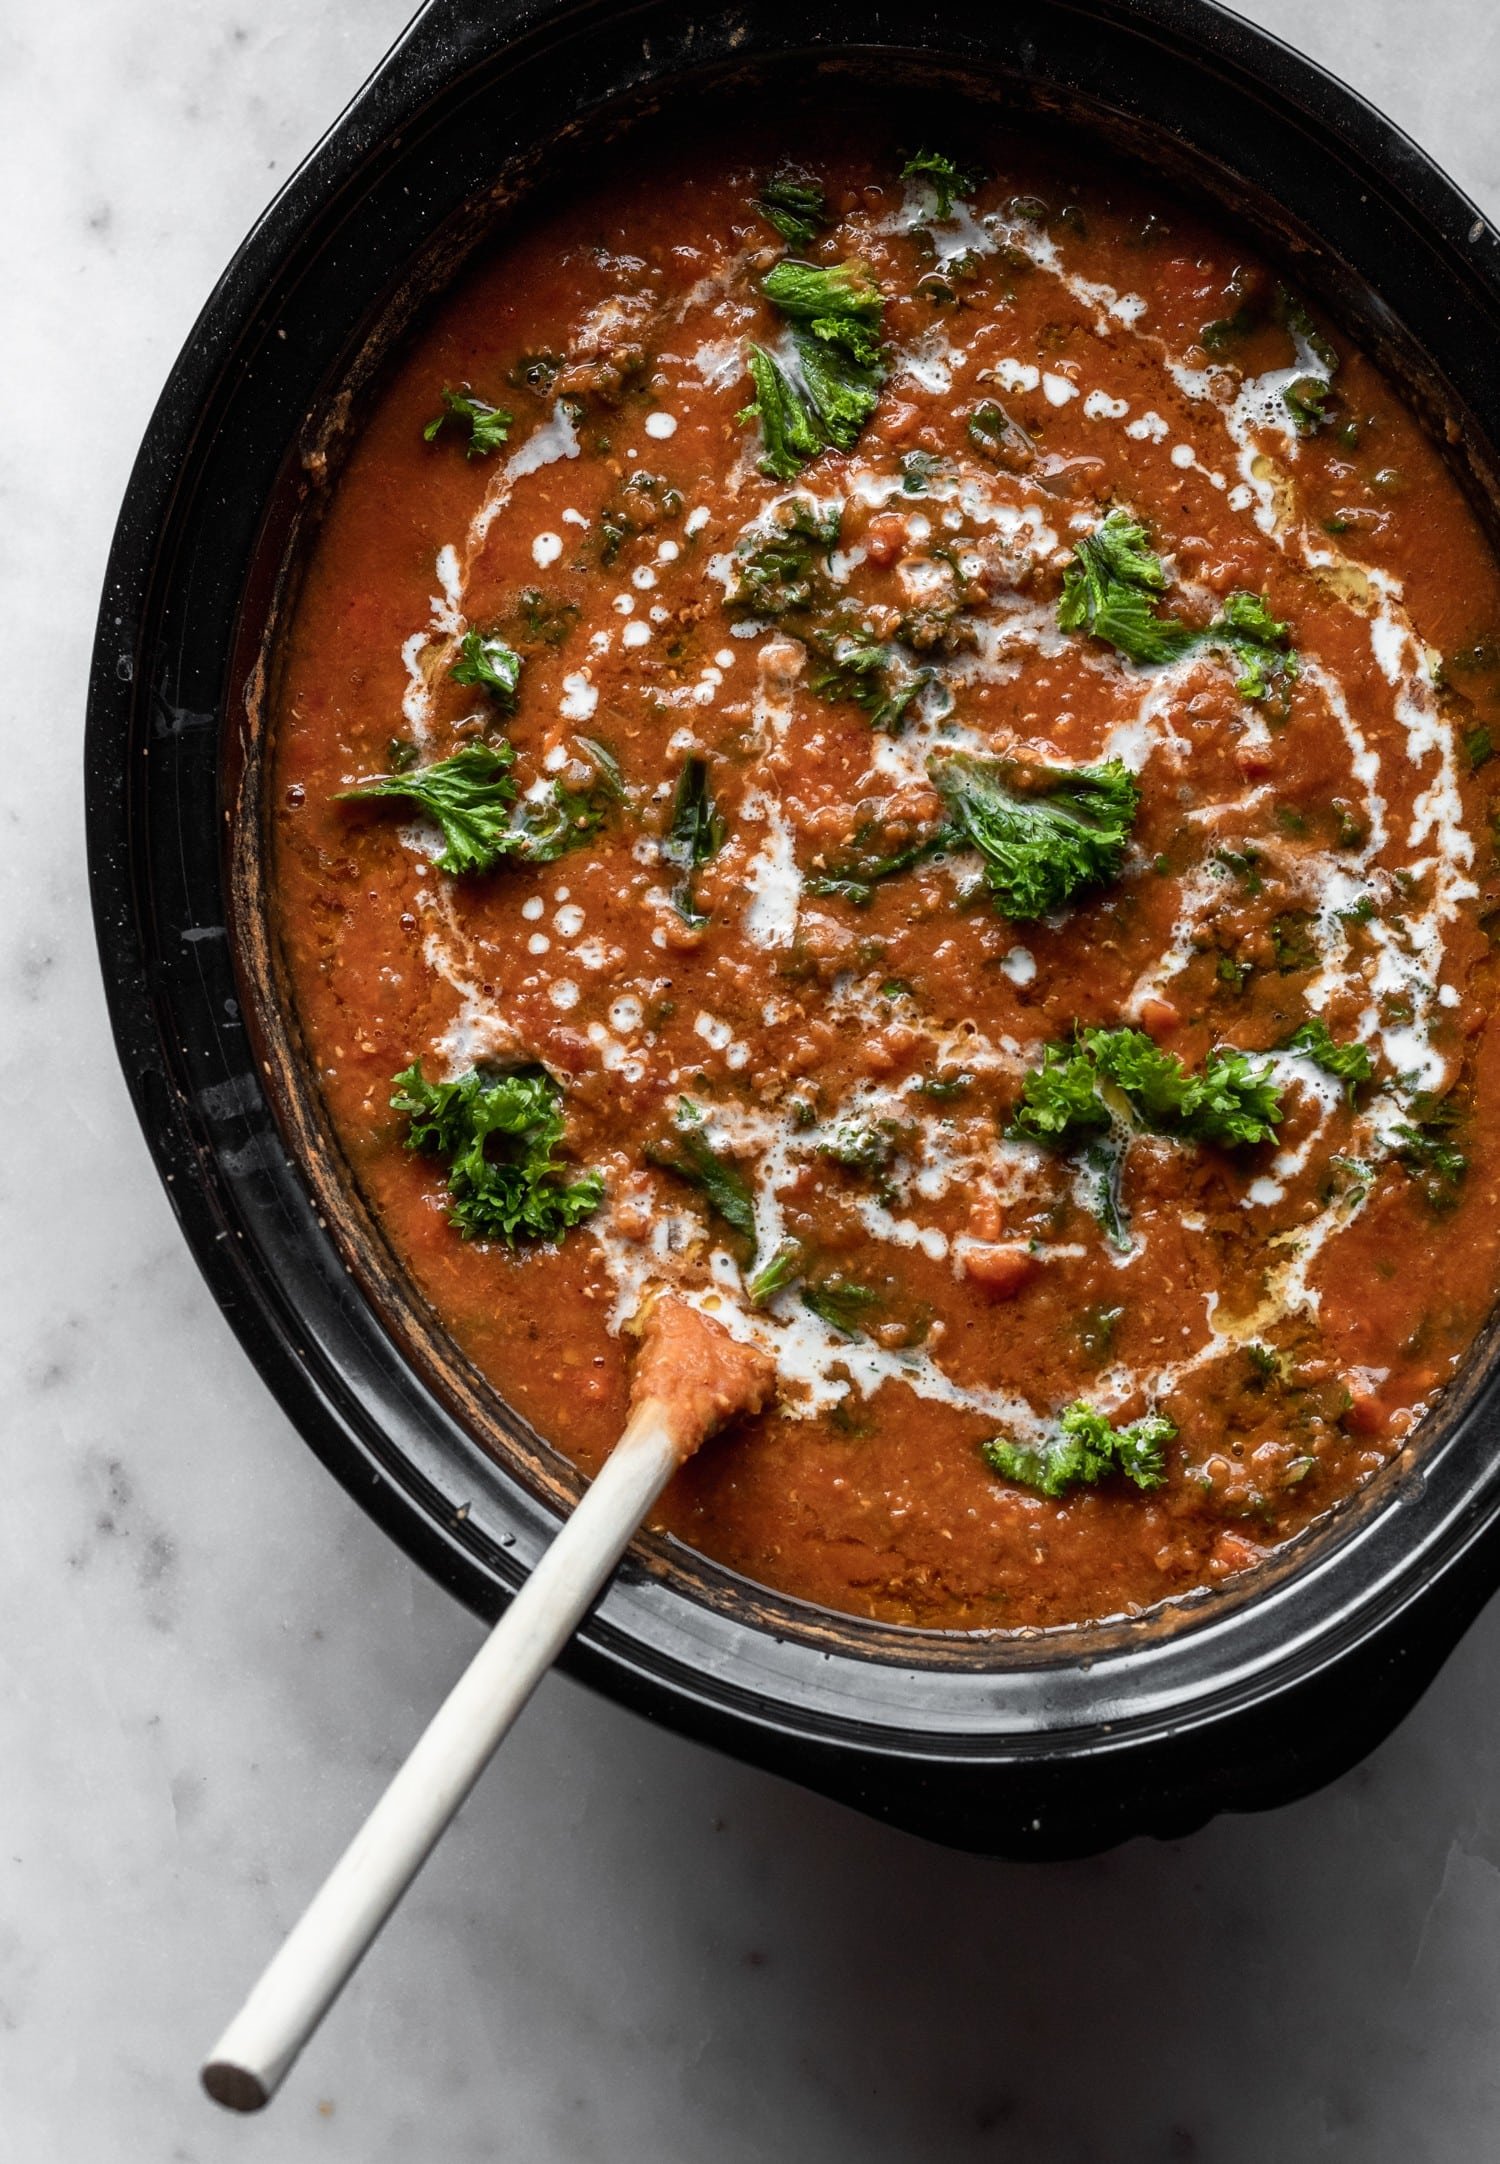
[737,639,806,951]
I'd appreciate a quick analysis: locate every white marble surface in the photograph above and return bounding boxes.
[7,1,1500,2155]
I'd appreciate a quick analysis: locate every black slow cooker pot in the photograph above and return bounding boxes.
[86,0,1500,1856]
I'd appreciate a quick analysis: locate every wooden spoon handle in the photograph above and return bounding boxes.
[201,1398,679,2113]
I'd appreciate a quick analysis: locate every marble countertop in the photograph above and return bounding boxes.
[7,1,1500,2155]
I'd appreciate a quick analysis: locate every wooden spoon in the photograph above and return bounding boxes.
[201,1296,774,2112]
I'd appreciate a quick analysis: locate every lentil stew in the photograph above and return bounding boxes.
[268,118,1500,1631]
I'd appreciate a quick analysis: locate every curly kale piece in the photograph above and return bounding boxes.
[339,743,518,876]
[740,260,887,478]
[1207,591,1300,710]
[726,496,842,617]
[745,1238,806,1307]
[505,739,623,865]
[1285,1018,1374,1101]
[1060,519,1301,697]
[800,1276,880,1338]
[1012,1040,1113,1145]
[1057,510,1196,666]
[392,1063,602,1244]
[813,752,1133,913]
[983,1401,1174,1498]
[1012,1030,1281,1253]
[752,169,828,250]
[423,385,514,458]
[1014,1029,1284,1150]
[761,261,884,362]
[337,740,614,874]
[808,629,930,734]
[341,738,619,875]
[1090,1031,1283,1148]
[792,334,884,450]
[929,753,1140,920]
[450,630,524,708]
[1006,1041,1131,1249]
[1393,1100,1468,1210]
[900,149,976,222]
[645,1100,758,1248]
[1183,1046,1286,1145]
[660,755,726,928]
[740,346,825,481]
[1087,1028,1206,1130]
[1283,375,1333,436]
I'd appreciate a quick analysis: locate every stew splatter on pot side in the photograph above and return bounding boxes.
[269,120,1500,1630]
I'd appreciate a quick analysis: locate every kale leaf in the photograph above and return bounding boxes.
[505,739,623,864]
[1057,510,1196,666]
[761,260,884,362]
[660,755,726,927]
[1393,1101,1468,1210]
[1013,1029,1284,1150]
[800,1276,880,1338]
[792,330,884,452]
[451,630,524,708]
[1179,1045,1287,1145]
[423,386,514,458]
[1207,591,1300,709]
[900,149,976,222]
[928,752,1140,920]
[1283,376,1333,436]
[725,496,842,617]
[1285,1017,1373,1100]
[745,1237,806,1306]
[800,753,1125,913]
[1011,1039,1112,1144]
[1060,520,1301,697]
[741,346,826,481]
[1086,1030,1285,1148]
[740,260,887,479]
[983,1400,1174,1498]
[808,628,930,734]
[341,738,618,874]
[392,1062,602,1243]
[339,743,518,876]
[752,169,828,250]
[805,814,946,906]
[645,1100,758,1246]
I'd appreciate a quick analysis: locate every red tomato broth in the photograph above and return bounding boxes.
[268,115,1500,1631]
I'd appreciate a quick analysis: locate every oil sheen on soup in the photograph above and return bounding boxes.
[269,120,1500,1631]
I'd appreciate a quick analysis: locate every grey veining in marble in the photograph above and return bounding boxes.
[6,1,1500,2156]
